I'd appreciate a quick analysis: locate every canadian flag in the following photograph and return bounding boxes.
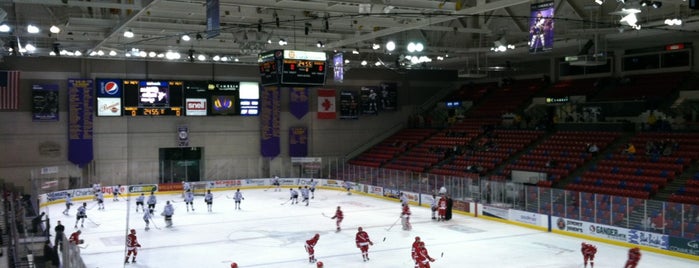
[317,89,336,119]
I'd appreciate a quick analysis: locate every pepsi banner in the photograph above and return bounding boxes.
[260,86,281,157]
[289,87,309,119]
[32,84,59,121]
[289,127,308,157]
[68,79,94,166]
[96,79,122,116]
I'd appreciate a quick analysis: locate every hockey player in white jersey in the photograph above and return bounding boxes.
[135,193,145,212]
[147,192,157,211]
[204,190,214,212]
[233,189,244,210]
[184,190,195,212]
[162,201,175,227]
[300,186,310,206]
[272,176,281,192]
[143,209,153,230]
[96,190,105,210]
[63,194,73,215]
[289,188,299,204]
[309,179,318,199]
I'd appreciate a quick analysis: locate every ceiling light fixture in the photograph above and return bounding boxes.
[181,35,191,41]
[27,24,39,34]
[124,29,134,38]
[0,24,10,33]
[49,25,61,34]
[385,41,396,51]
[316,41,324,48]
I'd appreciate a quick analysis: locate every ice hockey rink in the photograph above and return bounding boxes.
[42,188,697,268]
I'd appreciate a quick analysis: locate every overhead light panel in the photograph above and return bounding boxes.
[651,1,662,8]
[595,0,604,5]
[385,41,396,51]
[27,24,39,34]
[0,23,10,32]
[316,41,324,48]
[124,29,134,38]
[181,35,191,41]
[49,25,61,34]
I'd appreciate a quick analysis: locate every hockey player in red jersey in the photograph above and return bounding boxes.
[437,195,447,221]
[125,229,142,263]
[415,241,436,268]
[411,236,421,268]
[69,230,84,245]
[401,204,412,230]
[305,233,320,263]
[331,206,344,232]
[624,247,641,268]
[355,227,374,261]
[581,242,597,268]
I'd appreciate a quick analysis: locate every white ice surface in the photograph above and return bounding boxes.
[43,188,698,268]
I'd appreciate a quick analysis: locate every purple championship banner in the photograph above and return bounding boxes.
[289,87,309,119]
[260,86,280,157]
[289,127,308,157]
[529,1,554,53]
[32,84,60,121]
[68,79,94,166]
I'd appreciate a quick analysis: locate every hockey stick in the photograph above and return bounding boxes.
[78,243,89,249]
[280,199,292,205]
[86,217,100,227]
[321,212,333,219]
[385,216,402,231]
[86,202,98,210]
[150,217,161,230]
[226,195,233,199]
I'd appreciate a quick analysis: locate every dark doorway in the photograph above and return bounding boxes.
[159,147,203,183]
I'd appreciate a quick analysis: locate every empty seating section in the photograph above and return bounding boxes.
[446,82,497,102]
[468,79,543,118]
[539,77,604,98]
[348,128,436,168]
[509,131,620,187]
[591,72,687,101]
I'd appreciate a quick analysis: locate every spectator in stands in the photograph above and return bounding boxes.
[651,213,667,232]
[587,143,599,157]
[43,240,59,267]
[622,143,636,155]
[647,111,657,131]
[545,159,557,168]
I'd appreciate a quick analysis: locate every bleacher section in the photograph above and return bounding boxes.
[590,72,687,101]
[445,82,497,103]
[468,79,544,118]
[508,131,621,187]
[538,77,606,98]
[348,128,437,168]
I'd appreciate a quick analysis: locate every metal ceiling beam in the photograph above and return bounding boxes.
[12,0,143,10]
[89,0,160,52]
[324,0,530,49]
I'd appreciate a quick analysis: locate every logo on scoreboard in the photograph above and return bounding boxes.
[185,98,207,116]
[97,79,123,97]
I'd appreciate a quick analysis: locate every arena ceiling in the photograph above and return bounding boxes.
[1,0,698,73]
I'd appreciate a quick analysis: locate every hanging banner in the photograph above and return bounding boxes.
[289,127,308,157]
[360,86,379,115]
[379,82,398,111]
[32,84,60,121]
[339,90,359,119]
[68,79,94,166]
[260,86,281,157]
[206,0,220,39]
[317,89,336,119]
[289,87,309,119]
[529,1,554,53]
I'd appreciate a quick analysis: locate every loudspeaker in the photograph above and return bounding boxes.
[691,0,698,9]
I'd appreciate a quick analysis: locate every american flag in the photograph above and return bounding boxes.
[0,71,20,110]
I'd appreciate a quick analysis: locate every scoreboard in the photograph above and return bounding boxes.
[96,79,259,117]
[259,49,327,86]
[123,80,184,116]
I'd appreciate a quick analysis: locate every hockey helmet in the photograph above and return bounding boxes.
[130,229,136,234]
[230,262,238,268]
[415,236,421,241]
[314,233,320,238]
[358,227,363,232]
[316,261,323,268]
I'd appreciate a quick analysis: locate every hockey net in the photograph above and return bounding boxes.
[190,182,209,196]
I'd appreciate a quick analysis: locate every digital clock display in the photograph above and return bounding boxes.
[281,59,326,85]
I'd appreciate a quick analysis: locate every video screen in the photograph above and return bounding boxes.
[210,95,238,115]
[138,81,169,107]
